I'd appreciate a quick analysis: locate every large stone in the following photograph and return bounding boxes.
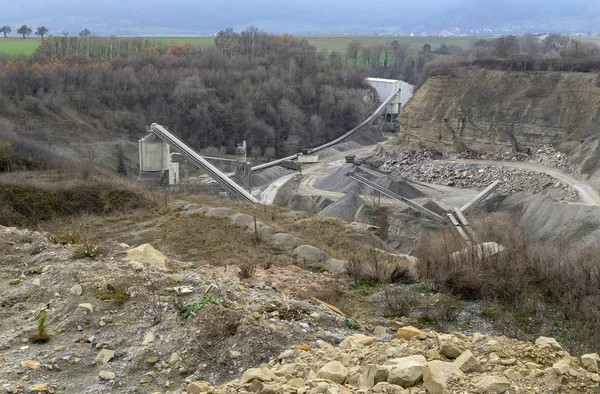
[339,334,378,349]
[454,350,482,373]
[423,360,464,394]
[240,367,276,384]
[552,359,571,375]
[317,361,350,384]
[94,349,115,364]
[373,326,387,336]
[437,334,467,359]
[293,245,332,270]
[482,340,501,353]
[581,354,599,373]
[387,355,427,388]
[142,331,155,345]
[99,371,116,381]
[535,336,563,351]
[70,284,83,296]
[27,385,49,392]
[78,303,94,314]
[187,381,213,393]
[371,382,409,394]
[126,244,167,271]
[21,360,41,370]
[358,364,389,388]
[475,375,510,393]
[397,326,426,341]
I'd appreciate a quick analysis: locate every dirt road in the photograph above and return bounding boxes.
[446,159,600,206]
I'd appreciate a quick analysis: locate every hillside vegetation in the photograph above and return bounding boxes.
[0,30,378,169]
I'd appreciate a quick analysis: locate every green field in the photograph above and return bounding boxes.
[3,35,596,57]
[0,35,483,56]
[0,38,43,55]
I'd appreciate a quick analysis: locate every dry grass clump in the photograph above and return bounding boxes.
[415,212,600,353]
[238,262,257,279]
[347,247,418,285]
[195,304,242,339]
[95,280,131,305]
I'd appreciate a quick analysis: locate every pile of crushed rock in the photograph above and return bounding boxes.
[456,145,574,175]
[190,327,600,394]
[373,149,577,200]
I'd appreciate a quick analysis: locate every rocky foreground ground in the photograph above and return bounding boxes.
[1,222,600,394]
[193,328,600,394]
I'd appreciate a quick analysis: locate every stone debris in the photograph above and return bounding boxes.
[202,332,600,394]
[373,147,578,200]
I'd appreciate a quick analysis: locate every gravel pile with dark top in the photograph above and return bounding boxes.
[317,191,366,222]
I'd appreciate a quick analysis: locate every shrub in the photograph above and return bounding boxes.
[415,212,600,353]
[180,295,218,319]
[70,239,101,260]
[29,310,50,343]
[238,262,256,279]
[95,280,131,305]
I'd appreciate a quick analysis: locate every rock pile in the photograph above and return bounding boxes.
[374,149,577,200]
[199,328,600,394]
[456,145,573,174]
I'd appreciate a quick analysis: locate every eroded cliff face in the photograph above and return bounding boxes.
[395,69,600,185]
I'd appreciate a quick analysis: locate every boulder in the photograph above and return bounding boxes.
[271,233,304,249]
[454,350,482,373]
[387,355,427,387]
[21,361,41,370]
[99,371,116,381]
[552,359,571,375]
[27,385,49,392]
[317,361,350,384]
[423,360,464,394]
[187,381,213,393]
[373,326,387,336]
[77,303,94,314]
[475,375,510,393]
[581,354,599,373]
[339,334,378,349]
[397,326,426,341]
[437,334,467,359]
[482,340,501,353]
[94,349,115,365]
[371,382,409,394]
[240,367,276,384]
[358,364,389,388]
[293,245,331,270]
[535,336,563,351]
[70,284,83,296]
[126,244,167,271]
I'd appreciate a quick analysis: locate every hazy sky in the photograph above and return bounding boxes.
[1,0,598,35]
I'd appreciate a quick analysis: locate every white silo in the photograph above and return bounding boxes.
[138,133,171,182]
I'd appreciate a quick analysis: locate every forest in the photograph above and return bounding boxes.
[0,31,380,167]
[0,29,599,171]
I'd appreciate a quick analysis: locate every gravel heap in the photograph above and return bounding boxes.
[373,148,578,200]
[193,328,600,394]
[314,166,424,200]
[456,145,574,175]
[317,191,366,222]
[314,165,374,194]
